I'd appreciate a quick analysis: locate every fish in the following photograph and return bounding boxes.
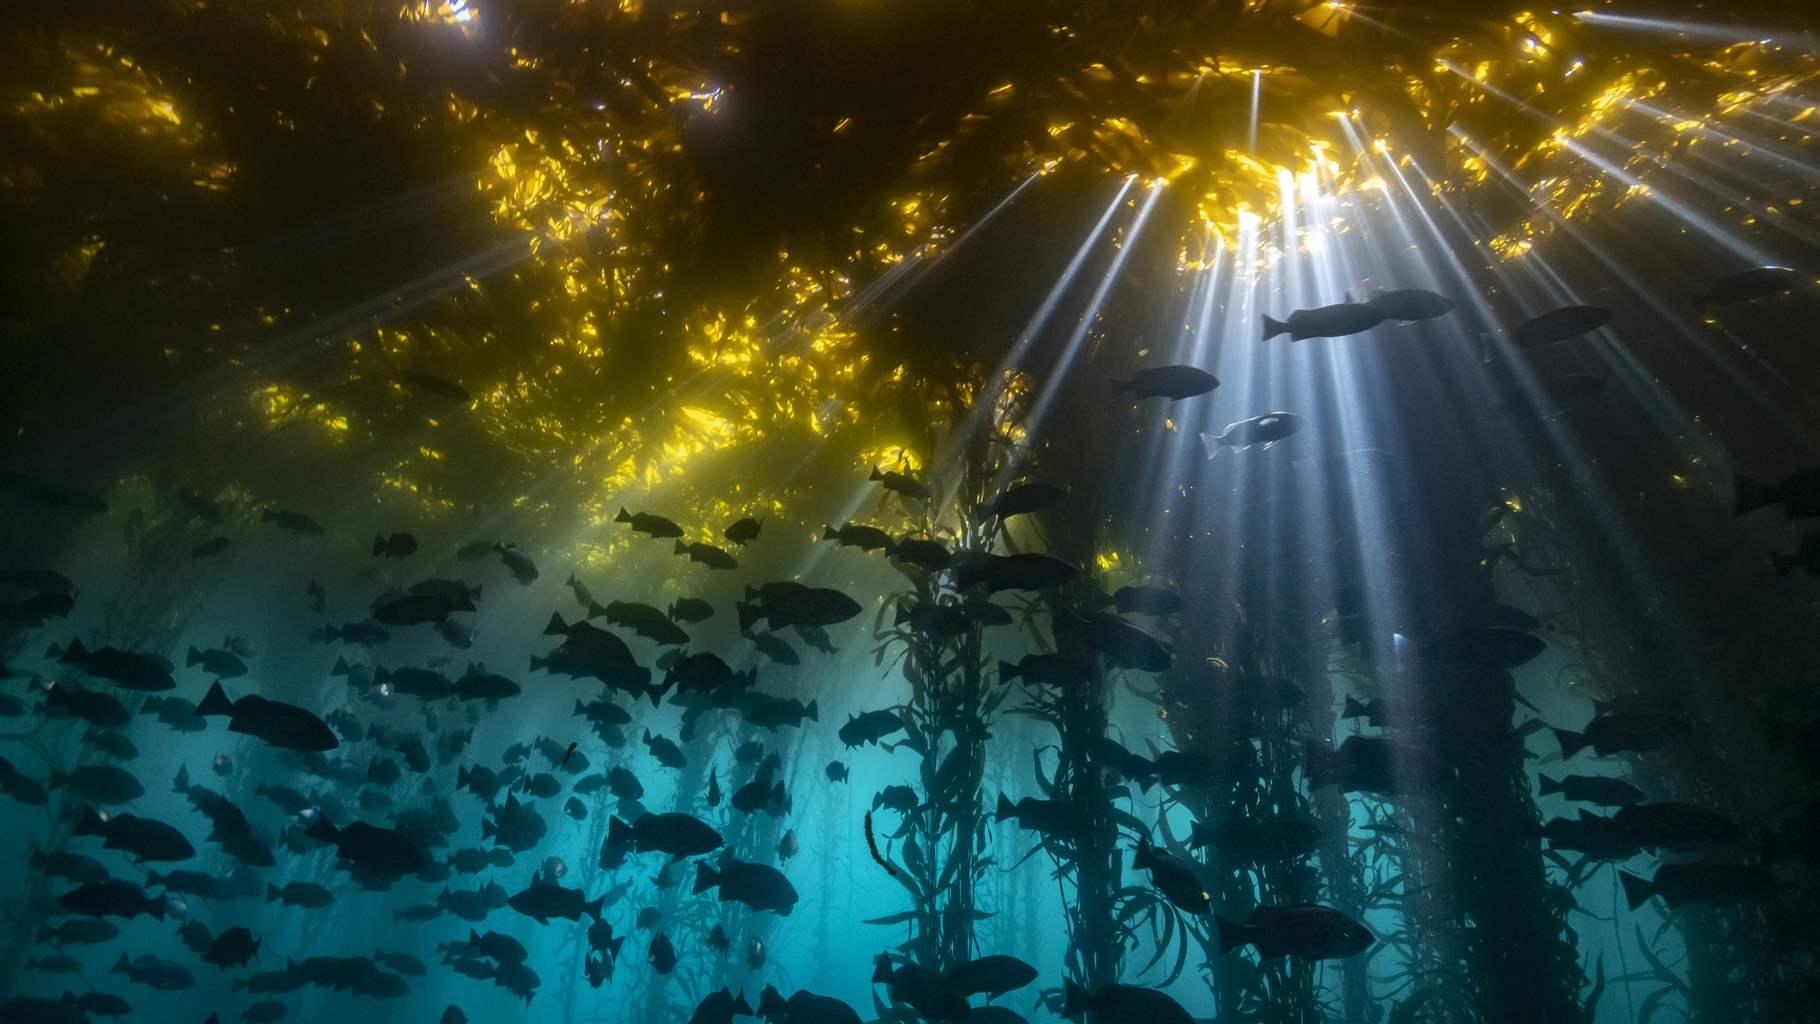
[244,1000,289,1023]
[43,683,132,728]
[506,877,604,923]
[607,812,724,859]
[186,645,248,677]
[192,536,231,559]
[643,729,687,768]
[203,926,261,968]
[1734,467,1820,518]
[870,466,932,500]
[1200,412,1303,456]
[51,639,176,691]
[998,653,1094,688]
[305,816,428,875]
[31,850,111,886]
[669,597,714,623]
[839,709,905,747]
[0,756,49,804]
[750,631,800,665]
[1367,287,1455,322]
[481,792,548,853]
[1771,531,1820,578]
[61,880,167,921]
[777,829,799,861]
[1111,364,1219,400]
[1189,815,1322,863]
[494,542,540,585]
[1538,774,1645,806]
[197,682,339,751]
[615,508,685,538]
[1060,981,1194,1024]
[1619,862,1773,910]
[372,532,418,558]
[756,986,864,1024]
[311,620,390,647]
[455,663,521,703]
[724,517,763,545]
[737,587,863,631]
[37,917,119,945]
[950,552,1077,592]
[305,580,328,612]
[0,471,108,515]
[823,522,894,551]
[995,792,1087,841]
[402,372,472,403]
[1057,610,1171,671]
[111,953,194,990]
[1696,266,1802,309]
[1552,706,1693,758]
[944,954,1037,1000]
[1510,304,1610,348]
[1132,839,1209,913]
[1262,302,1386,341]
[48,764,144,804]
[268,882,334,908]
[1601,802,1740,851]
[707,768,722,807]
[825,760,849,783]
[456,540,495,560]
[692,988,755,1024]
[649,933,677,974]
[261,508,325,535]
[892,537,952,572]
[675,540,739,569]
[23,954,82,974]
[372,590,473,626]
[73,808,196,861]
[1216,904,1373,959]
[976,481,1065,521]
[694,858,799,915]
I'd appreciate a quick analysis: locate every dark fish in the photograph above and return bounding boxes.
[895,601,971,639]
[692,988,754,1024]
[48,764,143,804]
[1553,706,1693,758]
[203,926,261,968]
[675,540,738,570]
[823,523,894,552]
[305,817,428,875]
[608,812,723,859]
[244,1000,289,1023]
[507,878,604,923]
[74,808,195,861]
[1113,585,1182,616]
[1216,904,1373,959]
[1133,840,1208,913]
[455,663,520,703]
[402,372,472,403]
[1604,802,1740,851]
[1697,266,1801,309]
[111,953,193,990]
[1417,627,1544,669]
[1511,304,1610,348]
[261,508,325,535]
[825,760,849,783]
[1112,364,1219,400]
[30,850,110,885]
[615,508,684,538]
[62,880,166,921]
[757,986,863,1024]
[870,467,931,500]
[976,482,1065,522]
[0,756,48,804]
[943,954,1037,1000]
[649,933,677,974]
[372,591,473,626]
[494,543,539,585]
[0,471,109,515]
[37,917,119,946]
[372,533,418,558]
[197,682,338,751]
[52,639,175,692]
[23,954,82,974]
[694,858,798,914]
[63,991,131,1016]
[724,517,763,545]
[1619,862,1773,910]
[707,768,722,807]
[1367,287,1455,322]
[43,682,131,727]
[643,729,686,768]
[456,540,495,560]
[995,793,1086,841]
[187,645,248,677]
[797,622,841,652]
[950,552,1076,593]
[839,710,905,748]
[268,882,333,908]
[481,792,548,853]
[893,537,953,573]
[737,587,863,631]
[998,653,1093,688]
[750,632,800,665]
[1734,467,1820,519]
[1538,774,1644,806]
[311,620,390,647]
[306,581,327,613]
[669,598,713,623]
[192,536,231,559]
[1263,302,1385,341]
[1200,412,1303,455]
[1059,610,1171,671]
[1060,981,1193,1024]
[521,772,561,799]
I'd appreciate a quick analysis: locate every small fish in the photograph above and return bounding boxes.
[187,645,248,678]
[1510,304,1611,348]
[976,481,1065,522]
[373,533,417,558]
[402,372,472,403]
[1263,302,1385,342]
[724,517,763,546]
[1200,412,1303,456]
[1538,774,1645,806]
[615,508,684,538]
[192,536,230,560]
[674,540,738,570]
[707,769,722,807]
[669,598,714,623]
[1216,904,1373,959]
[825,760,848,783]
[495,543,539,585]
[566,574,595,609]
[261,508,325,535]
[1111,364,1219,400]
[870,467,931,500]
[649,933,677,974]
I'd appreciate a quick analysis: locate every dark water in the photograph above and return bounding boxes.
[4,4,1820,1024]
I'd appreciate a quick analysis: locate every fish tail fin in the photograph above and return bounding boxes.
[196,682,234,717]
[805,700,819,722]
[607,816,630,849]
[614,508,632,524]
[1216,916,1254,955]
[172,764,191,794]
[693,863,720,895]
[148,898,165,921]
[821,525,838,541]
[1538,775,1563,797]
[998,660,1021,683]
[1199,433,1225,459]
[186,646,203,667]
[869,467,884,482]
[674,540,688,556]
[373,535,386,556]
[1733,474,1774,517]
[1618,870,1655,911]
[994,792,1017,823]
[1189,821,1215,849]
[113,953,130,974]
[587,600,607,620]
[1262,314,1290,341]
[544,612,568,636]
[1552,728,1589,759]
[266,884,282,904]
[62,638,88,662]
[529,655,547,674]
[1060,979,1090,1018]
[736,602,762,633]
